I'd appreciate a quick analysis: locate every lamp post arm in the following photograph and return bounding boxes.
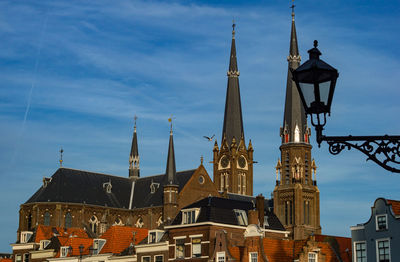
[317,134,400,173]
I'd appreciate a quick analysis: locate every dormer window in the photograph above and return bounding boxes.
[103,181,112,193]
[234,209,248,226]
[150,182,160,194]
[39,240,50,250]
[20,231,33,244]
[263,216,269,227]
[92,239,106,255]
[42,177,52,188]
[376,215,388,230]
[148,230,164,244]
[182,208,200,224]
[60,246,69,257]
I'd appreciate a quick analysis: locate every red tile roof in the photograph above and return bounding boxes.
[228,246,240,261]
[56,237,93,257]
[387,199,400,216]
[34,225,89,243]
[0,259,12,262]
[99,226,148,254]
[314,235,352,262]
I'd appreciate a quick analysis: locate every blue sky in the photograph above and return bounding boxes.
[1,0,400,252]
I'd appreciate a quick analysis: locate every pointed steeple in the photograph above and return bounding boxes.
[165,121,177,184]
[129,116,140,179]
[222,22,244,146]
[281,7,308,144]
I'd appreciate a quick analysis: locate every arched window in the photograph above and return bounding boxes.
[44,212,51,226]
[113,217,123,226]
[89,215,98,234]
[65,213,72,228]
[135,217,144,228]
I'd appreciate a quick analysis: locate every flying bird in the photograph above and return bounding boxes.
[203,134,215,141]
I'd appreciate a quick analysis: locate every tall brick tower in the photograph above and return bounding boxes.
[273,9,321,240]
[213,23,254,196]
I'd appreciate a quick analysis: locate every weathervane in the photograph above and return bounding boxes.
[59,148,64,167]
[134,115,138,131]
[290,0,296,18]
[168,115,175,132]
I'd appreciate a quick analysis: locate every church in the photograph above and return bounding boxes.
[12,9,352,262]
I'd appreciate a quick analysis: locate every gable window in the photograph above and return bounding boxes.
[20,231,33,244]
[217,252,225,262]
[40,240,50,250]
[44,212,51,226]
[192,238,201,258]
[377,239,390,262]
[65,212,72,228]
[249,252,258,262]
[155,255,163,262]
[182,208,199,224]
[93,239,106,255]
[60,246,69,258]
[308,252,317,262]
[376,215,387,230]
[176,239,185,258]
[354,241,366,262]
[234,209,248,226]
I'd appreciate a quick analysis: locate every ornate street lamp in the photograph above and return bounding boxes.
[292,40,400,173]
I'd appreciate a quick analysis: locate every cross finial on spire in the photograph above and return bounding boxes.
[290,0,296,20]
[232,19,236,39]
[59,148,64,167]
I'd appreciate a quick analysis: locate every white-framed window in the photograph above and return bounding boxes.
[234,209,248,226]
[148,230,164,244]
[39,240,50,250]
[155,255,163,262]
[249,252,258,262]
[176,239,185,258]
[354,241,367,262]
[92,239,106,255]
[192,238,201,258]
[376,239,390,262]
[182,208,200,224]
[308,252,317,262]
[20,231,33,244]
[60,246,69,258]
[15,254,21,262]
[89,215,99,233]
[141,256,150,262]
[376,215,388,230]
[217,252,225,262]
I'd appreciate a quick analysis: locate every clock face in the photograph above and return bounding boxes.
[238,156,246,168]
[221,156,229,168]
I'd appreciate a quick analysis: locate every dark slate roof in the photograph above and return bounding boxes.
[282,11,307,144]
[165,131,177,185]
[222,24,244,145]
[26,168,195,209]
[130,127,139,159]
[227,193,274,210]
[171,196,285,231]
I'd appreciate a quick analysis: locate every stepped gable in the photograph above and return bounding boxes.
[99,226,148,254]
[25,167,195,209]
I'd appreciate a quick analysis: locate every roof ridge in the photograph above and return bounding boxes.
[57,167,125,179]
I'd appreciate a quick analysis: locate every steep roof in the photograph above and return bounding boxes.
[222,23,244,146]
[171,197,285,231]
[33,225,88,243]
[314,235,352,262]
[387,199,400,216]
[99,226,148,254]
[25,167,195,209]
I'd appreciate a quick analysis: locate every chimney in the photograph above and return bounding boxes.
[256,194,265,227]
[248,210,259,225]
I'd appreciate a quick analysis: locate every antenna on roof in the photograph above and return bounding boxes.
[59,148,64,167]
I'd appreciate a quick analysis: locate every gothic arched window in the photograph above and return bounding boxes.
[89,215,98,234]
[65,212,72,228]
[27,213,32,229]
[135,217,144,228]
[44,212,51,226]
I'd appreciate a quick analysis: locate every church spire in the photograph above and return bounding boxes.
[165,119,177,184]
[222,22,244,146]
[281,6,308,144]
[129,116,140,179]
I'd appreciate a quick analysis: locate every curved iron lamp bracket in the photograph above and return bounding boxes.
[319,134,400,173]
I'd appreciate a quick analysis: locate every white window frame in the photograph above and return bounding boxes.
[39,240,50,250]
[20,231,33,244]
[376,214,388,231]
[308,252,317,262]
[249,252,258,262]
[181,208,200,224]
[141,256,151,262]
[234,209,248,226]
[93,239,106,255]
[60,246,69,258]
[148,230,164,244]
[376,238,391,262]
[15,254,21,262]
[175,238,185,259]
[217,252,225,262]
[191,238,201,258]
[354,241,367,262]
[155,255,163,262]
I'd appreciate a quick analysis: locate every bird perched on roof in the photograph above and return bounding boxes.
[203,134,215,141]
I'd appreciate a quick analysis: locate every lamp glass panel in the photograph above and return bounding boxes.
[299,83,315,107]
[318,81,331,105]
